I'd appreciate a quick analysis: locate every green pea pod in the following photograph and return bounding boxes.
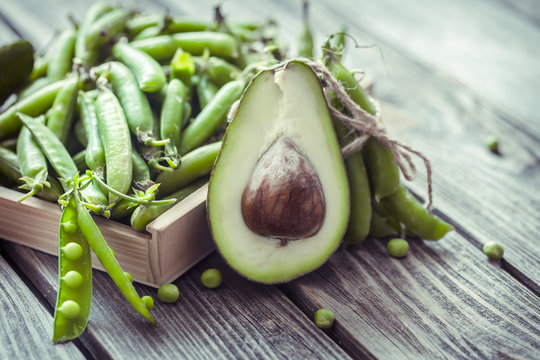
[109,196,136,220]
[85,8,128,50]
[18,113,78,181]
[166,18,210,34]
[131,177,207,231]
[328,88,372,243]
[0,145,62,202]
[160,78,188,167]
[368,204,399,238]
[78,91,105,174]
[16,115,50,202]
[94,87,133,203]
[52,195,92,342]
[179,80,244,155]
[298,0,314,59]
[46,29,76,81]
[73,150,87,172]
[0,145,24,184]
[126,14,164,37]
[46,74,79,144]
[324,57,400,200]
[126,14,208,37]
[156,141,221,197]
[132,25,163,41]
[74,120,87,147]
[196,56,242,87]
[381,186,453,240]
[74,1,113,67]
[18,77,53,100]
[131,146,153,190]
[341,147,372,244]
[173,32,238,59]
[112,41,166,93]
[0,79,69,139]
[29,56,48,82]
[93,62,166,147]
[195,75,219,110]
[0,40,33,104]
[75,196,156,325]
[128,35,177,61]
[130,32,238,60]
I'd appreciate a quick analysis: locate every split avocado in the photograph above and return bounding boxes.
[207,61,350,284]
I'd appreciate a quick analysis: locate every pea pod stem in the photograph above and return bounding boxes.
[75,194,157,326]
[86,170,175,206]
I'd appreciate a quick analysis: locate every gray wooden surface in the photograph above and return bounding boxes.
[1,0,539,359]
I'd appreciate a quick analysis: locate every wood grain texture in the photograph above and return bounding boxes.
[0,252,84,359]
[281,238,540,359]
[1,1,539,359]
[4,242,351,360]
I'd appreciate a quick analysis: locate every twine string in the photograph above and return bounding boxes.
[302,59,434,209]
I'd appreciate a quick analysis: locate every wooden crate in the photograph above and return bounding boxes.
[0,184,215,288]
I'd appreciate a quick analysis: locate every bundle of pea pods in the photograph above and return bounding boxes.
[0,1,453,341]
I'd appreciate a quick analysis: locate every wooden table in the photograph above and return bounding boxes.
[1,0,539,358]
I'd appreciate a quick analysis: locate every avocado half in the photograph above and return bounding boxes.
[207,61,350,284]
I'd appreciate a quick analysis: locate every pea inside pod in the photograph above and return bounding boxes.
[52,195,92,342]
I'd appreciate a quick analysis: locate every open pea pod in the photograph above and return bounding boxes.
[53,195,92,342]
[75,195,157,325]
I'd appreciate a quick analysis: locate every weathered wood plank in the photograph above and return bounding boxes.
[281,238,540,359]
[0,250,84,359]
[320,0,540,140]
[4,242,351,359]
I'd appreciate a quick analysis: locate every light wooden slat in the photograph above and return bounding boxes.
[0,251,84,359]
[4,243,352,360]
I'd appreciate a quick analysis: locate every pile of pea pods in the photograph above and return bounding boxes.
[0,1,453,342]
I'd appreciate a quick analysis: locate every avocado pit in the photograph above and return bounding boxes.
[241,136,325,240]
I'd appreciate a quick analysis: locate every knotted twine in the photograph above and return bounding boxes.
[297,59,433,209]
[230,59,434,209]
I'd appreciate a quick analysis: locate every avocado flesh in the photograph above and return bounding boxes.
[208,61,350,284]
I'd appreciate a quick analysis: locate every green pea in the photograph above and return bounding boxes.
[62,242,84,261]
[157,284,179,303]
[200,268,222,289]
[124,272,133,283]
[483,241,504,260]
[485,135,500,154]
[62,270,84,288]
[142,295,154,310]
[314,308,335,329]
[387,238,409,258]
[61,221,78,234]
[58,300,81,319]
